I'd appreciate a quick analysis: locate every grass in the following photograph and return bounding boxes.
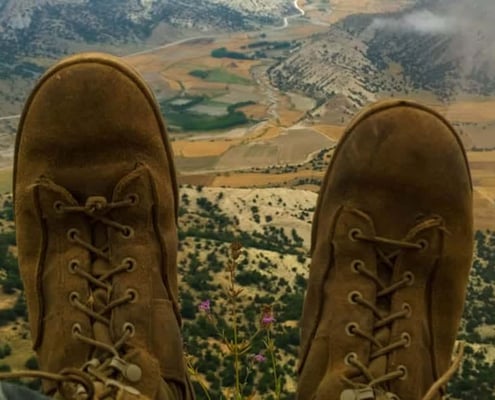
[161,95,254,132]
[189,69,252,86]
[166,111,249,132]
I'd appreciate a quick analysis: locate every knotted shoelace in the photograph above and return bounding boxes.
[340,217,464,400]
[0,194,142,399]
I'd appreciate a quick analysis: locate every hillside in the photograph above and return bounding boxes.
[0,0,296,57]
[0,188,494,398]
[0,0,297,114]
[269,0,495,113]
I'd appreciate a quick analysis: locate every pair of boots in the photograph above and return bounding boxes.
[0,53,473,400]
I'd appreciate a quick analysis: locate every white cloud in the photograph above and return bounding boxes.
[371,10,456,35]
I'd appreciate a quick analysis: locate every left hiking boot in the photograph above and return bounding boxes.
[10,52,194,399]
[298,100,473,400]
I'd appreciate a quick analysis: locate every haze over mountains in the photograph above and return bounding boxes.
[270,0,495,112]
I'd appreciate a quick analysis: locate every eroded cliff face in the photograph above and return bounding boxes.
[269,0,495,111]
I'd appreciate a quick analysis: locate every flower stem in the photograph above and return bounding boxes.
[198,379,213,400]
[229,256,242,399]
[267,330,281,400]
[185,358,212,400]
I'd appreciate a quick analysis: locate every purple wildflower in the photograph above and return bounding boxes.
[262,315,276,325]
[260,305,276,328]
[253,353,266,363]
[198,299,211,313]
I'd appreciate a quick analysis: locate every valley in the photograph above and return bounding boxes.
[121,0,495,231]
[0,0,494,398]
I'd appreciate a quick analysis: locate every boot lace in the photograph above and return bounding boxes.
[0,194,141,399]
[339,217,463,400]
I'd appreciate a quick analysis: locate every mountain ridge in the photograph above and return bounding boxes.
[269,0,495,113]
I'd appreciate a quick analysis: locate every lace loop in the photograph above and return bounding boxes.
[341,218,451,398]
[52,194,139,397]
[352,231,422,250]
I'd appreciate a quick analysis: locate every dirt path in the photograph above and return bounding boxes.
[0,291,17,310]
[0,114,20,121]
[475,188,495,206]
[252,65,280,120]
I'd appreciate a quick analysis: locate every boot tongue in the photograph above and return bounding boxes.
[90,217,115,350]
[367,246,396,388]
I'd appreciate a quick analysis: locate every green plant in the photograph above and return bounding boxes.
[24,356,39,370]
[0,344,11,358]
[187,242,284,400]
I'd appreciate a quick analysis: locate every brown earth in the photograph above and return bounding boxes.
[434,100,495,123]
[214,128,333,170]
[468,151,495,229]
[241,103,270,119]
[304,0,416,24]
[211,169,325,187]
[172,139,237,158]
[311,124,345,141]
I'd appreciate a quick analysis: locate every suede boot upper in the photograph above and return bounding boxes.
[14,53,194,400]
[298,100,473,400]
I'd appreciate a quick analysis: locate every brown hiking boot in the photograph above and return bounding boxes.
[298,100,473,400]
[13,53,194,399]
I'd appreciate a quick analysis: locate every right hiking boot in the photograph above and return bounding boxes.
[298,100,473,400]
[13,53,194,399]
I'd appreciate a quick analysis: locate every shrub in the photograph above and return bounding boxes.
[0,363,11,372]
[25,356,39,370]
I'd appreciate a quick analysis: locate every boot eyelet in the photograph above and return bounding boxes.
[69,291,81,304]
[348,228,362,241]
[121,226,134,239]
[126,289,138,303]
[123,322,136,337]
[348,291,362,305]
[404,271,415,286]
[401,332,411,347]
[398,365,408,380]
[53,201,65,213]
[67,228,80,242]
[417,239,429,251]
[345,322,358,336]
[415,213,426,222]
[402,302,412,318]
[344,352,357,366]
[127,193,139,205]
[72,323,82,337]
[68,259,80,274]
[350,260,364,274]
[123,257,137,272]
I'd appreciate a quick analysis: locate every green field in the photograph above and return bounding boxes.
[161,95,254,132]
[165,110,249,132]
[189,68,252,85]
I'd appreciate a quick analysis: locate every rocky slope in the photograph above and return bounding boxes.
[0,0,297,115]
[270,0,495,111]
[0,0,295,57]
[0,0,296,83]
